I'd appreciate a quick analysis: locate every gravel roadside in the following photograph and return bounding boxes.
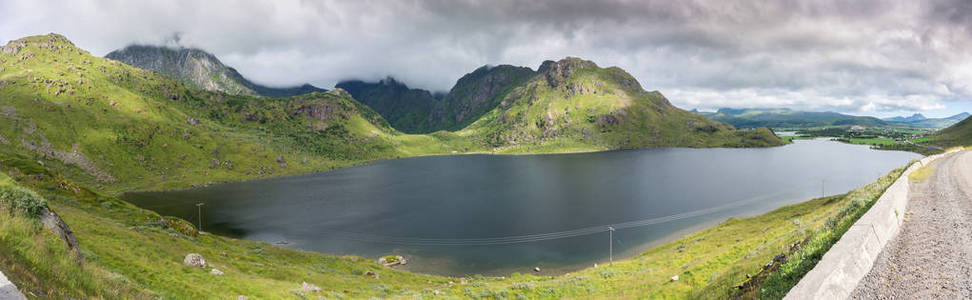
[852,151,972,299]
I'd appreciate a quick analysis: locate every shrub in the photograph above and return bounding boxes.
[162,216,198,237]
[0,185,49,216]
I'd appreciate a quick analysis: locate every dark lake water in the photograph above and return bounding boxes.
[123,139,921,276]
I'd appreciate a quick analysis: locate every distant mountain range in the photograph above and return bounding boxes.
[105,45,326,97]
[336,65,536,133]
[883,113,927,123]
[696,108,889,129]
[2,34,782,193]
[882,112,970,128]
[336,57,781,148]
[695,108,969,129]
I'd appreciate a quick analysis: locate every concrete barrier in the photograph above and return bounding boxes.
[784,149,963,299]
[0,269,26,300]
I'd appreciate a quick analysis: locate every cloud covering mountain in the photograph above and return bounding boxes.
[3,0,971,116]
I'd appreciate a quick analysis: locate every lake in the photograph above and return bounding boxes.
[122,139,921,276]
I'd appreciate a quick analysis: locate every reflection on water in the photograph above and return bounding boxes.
[123,139,920,276]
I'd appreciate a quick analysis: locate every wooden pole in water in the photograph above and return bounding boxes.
[196,203,205,232]
[608,226,615,265]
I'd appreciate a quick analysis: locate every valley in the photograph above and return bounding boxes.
[5,2,972,299]
[0,32,969,299]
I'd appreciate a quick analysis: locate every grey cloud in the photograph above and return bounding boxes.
[1,0,970,117]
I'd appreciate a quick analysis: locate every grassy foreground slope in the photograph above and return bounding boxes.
[0,144,907,298]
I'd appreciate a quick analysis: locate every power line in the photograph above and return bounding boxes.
[323,188,797,246]
[131,182,818,247]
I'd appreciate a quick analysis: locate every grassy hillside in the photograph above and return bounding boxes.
[0,34,781,194]
[335,78,441,133]
[459,58,782,152]
[930,114,972,147]
[338,65,536,134]
[0,146,907,298]
[431,65,537,131]
[0,34,810,298]
[0,34,467,193]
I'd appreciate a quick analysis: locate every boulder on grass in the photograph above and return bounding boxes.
[184,253,206,268]
[301,282,321,293]
[378,255,407,267]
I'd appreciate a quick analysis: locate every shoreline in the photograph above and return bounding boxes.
[117,141,790,195]
[119,139,919,278]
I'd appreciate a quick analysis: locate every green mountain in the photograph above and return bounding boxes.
[3,34,778,193]
[931,114,972,147]
[335,77,441,133]
[430,65,537,131]
[337,65,535,133]
[0,34,464,192]
[0,33,789,299]
[105,45,326,97]
[341,60,778,150]
[459,58,782,151]
[884,112,970,128]
[699,108,891,128]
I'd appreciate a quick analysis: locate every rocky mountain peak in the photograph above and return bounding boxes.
[537,57,599,87]
[105,44,324,97]
[2,33,81,56]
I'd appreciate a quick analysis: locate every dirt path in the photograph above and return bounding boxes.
[852,150,972,299]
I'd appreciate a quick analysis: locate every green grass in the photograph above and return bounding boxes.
[459,58,783,151]
[0,36,780,197]
[843,137,896,146]
[930,115,972,148]
[0,34,863,299]
[0,34,478,195]
[0,172,151,299]
[908,164,935,182]
[756,166,906,298]
[0,153,908,298]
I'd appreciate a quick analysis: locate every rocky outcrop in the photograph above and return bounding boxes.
[300,282,321,293]
[39,207,84,264]
[537,57,597,88]
[20,130,115,183]
[105,45,324,97]
[295,101,343,121]
[378,255,407,267]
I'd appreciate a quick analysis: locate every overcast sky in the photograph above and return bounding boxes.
[2,0,971,117]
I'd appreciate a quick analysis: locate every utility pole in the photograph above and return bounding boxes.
[196,202,205,232]
[608,226,615,265]
[821,179,825,197]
